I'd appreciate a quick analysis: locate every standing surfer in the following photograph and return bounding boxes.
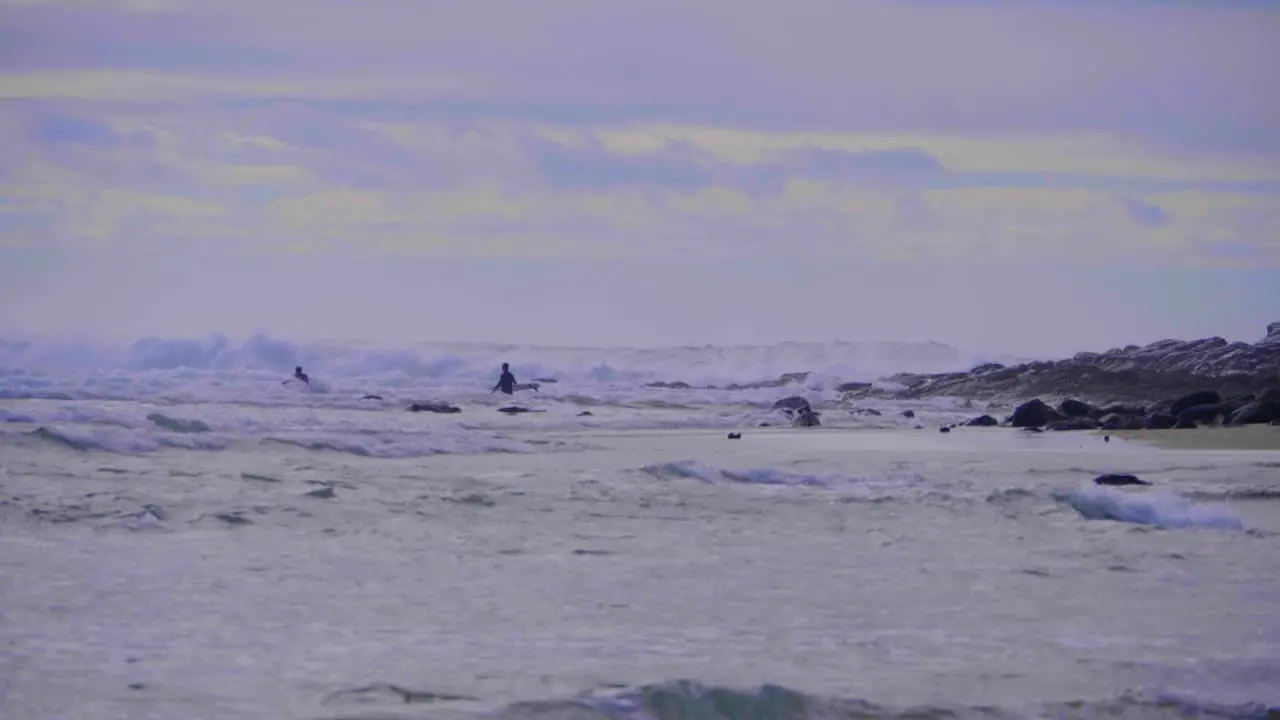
[492,363,516,395]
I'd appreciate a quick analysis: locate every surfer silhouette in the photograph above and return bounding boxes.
[290,366,310,386]
[492,363,516,395]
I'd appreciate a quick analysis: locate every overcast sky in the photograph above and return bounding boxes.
[1,0,1277,356]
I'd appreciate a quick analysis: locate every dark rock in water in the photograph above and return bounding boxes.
[1022,426,1043,433]
[1170,390,1222,417]
[966,414,999,427]
[852,408,882,416]
[407,402,461,414]
[1011,398,1052,428]
[1176,403,1228,428]
[901,410,915,418]
[577,411,593,417]
[1144,412,1177,430]
[1058,399,1096,418]
[361,394,384,401]
[939,426,951,433]
[1260,388,1280,403]
[498,406,538,414]
[836,381,872,393]
[1229,400,1279,426]
[1226,394,1257,404]
[306,487,336,500]
[727,432,742,440]
[1048,416,1099,431]
[1095,474,1150,487]
[772,396,812,412]
[971,362,1005,374]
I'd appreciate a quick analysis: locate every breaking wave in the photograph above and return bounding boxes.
[1056,485,1245,531]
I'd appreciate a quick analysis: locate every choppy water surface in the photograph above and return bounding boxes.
[2,338,1279,719]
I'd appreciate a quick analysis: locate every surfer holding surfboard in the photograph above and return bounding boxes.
[491,363,539,395]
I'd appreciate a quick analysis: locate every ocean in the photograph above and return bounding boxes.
[1,334,1278,720]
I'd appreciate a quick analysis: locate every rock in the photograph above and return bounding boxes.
[1022,426,1044,433]
[852,408,882,416]
[361,394,384,400]
[901,410,915,418]
[1011,398,1052,428]
[966,414,999,427]
[1144,412,1177,430]
[1058,399,1096,418]
[577,411,593,417]
[1048,416,1099,431]
[1259,387,1280,403]
[727,432,742,440]
[1229,401,1279,426]
[879,323,1280,404]
[407,402,461,414]
[498,406,539,414]
[793,407,821,427]
[939,426,951,433]
[1101,404,1147,417]
[1170,390,1222,417]
[837,382,872,393]
[1175,403,1228,428]
[646,381,692,389]
[772,396,812,412]
[1094,474,1150,487]
[306,487,336,499]
[215,512,251,525]
[1099,413,1144,431]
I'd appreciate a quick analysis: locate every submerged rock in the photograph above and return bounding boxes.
[966,414,999,427]
[1058,399,1096,418]
[306,487,336,499]
[1170,390,1222,417]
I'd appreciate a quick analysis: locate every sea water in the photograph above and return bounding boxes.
[2,334,1278,720]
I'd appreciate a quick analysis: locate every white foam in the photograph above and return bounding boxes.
[1062,485,1245,531]
[0,332,982,408]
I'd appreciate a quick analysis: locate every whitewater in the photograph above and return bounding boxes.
[2,333,1279,720]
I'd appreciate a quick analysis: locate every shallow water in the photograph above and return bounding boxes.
[2,391,1279,720]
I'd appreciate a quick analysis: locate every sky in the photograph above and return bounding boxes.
[1,0,1278,356]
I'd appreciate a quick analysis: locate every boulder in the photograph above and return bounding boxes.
[1260,388,1280,403]
[1011,398,1052,428]
[1170,390,1222,417]
[901,410,916,418]
[1175,403,1228,428]
[1058,399,1096,418]
[793,407,821,427]
[772,396,812,412]
[1048,416,1099,431]
[836,382,872,393]
[1228,401,1279,427]
[966,414,999,427]
[1099,413,1143,431]
[1101,404,1147,417]
[1144,412,1177,430]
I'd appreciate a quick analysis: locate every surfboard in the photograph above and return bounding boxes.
[512,383,541,392]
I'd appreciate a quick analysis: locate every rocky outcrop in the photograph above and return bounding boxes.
[881,322,1280,405]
